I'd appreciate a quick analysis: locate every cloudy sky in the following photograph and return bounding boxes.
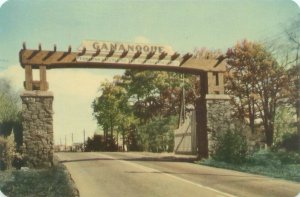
[0,0,299,145]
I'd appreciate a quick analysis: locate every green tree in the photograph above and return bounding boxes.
[226,40,289,147]
[274,106,297,145]
[0,79,20,136]
[85,134,105,152]
[212,128,248,164]
[92,69,198,152]
[119,70,195,121]
[137,116,177,152]
[92,80,131,150]
[264,16,300,149]
[0,133,16,170]
[285,17,300,148]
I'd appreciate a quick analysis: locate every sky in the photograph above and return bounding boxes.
[0,0,299,145]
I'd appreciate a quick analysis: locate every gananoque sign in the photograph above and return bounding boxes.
[76,40,179,66]
[78,40,174,54]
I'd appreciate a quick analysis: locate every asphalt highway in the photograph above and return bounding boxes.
[55,152,300,197]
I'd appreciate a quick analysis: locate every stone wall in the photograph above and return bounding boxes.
[20,91,54,168]
[206,94,233,156]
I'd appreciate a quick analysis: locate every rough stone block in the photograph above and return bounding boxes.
[21,91,54,168]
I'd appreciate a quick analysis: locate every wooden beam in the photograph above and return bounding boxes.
[171,52,180,61]
[78,47,86,56]
[24,65,33,90]
[93,48,101,57]
[120,50,128,58]
[130,51,142,63]
[180,53,193,66]
[207,72,224,94]
[39,65,48,91]
[19,49,227,72]
[23,42,26,50]
[156,52,168,64]
[158,52,168,60]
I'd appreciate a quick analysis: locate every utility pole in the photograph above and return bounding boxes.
[71,132,74,152]
[65,135,67,151]
[83,129,86,150]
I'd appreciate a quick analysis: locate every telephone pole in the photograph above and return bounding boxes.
[65,135,67,151]
[83,129,86,150]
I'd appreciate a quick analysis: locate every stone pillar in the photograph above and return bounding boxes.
[206,94,232,156]
[21,91,54,168]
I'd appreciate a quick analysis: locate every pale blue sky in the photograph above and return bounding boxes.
[0,0,299,69]
[0,0,299,144]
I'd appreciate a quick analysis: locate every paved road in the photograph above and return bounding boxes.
[56,152,300,197]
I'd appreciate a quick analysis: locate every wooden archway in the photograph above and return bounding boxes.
[19,41,228,167]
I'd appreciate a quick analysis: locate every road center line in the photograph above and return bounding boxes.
[91,152,237,197]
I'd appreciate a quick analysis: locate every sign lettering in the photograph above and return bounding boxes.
[78,40,173,55]
[76,55,180,66]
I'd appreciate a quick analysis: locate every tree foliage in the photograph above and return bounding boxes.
[284,16,300,147]
[212,128,248,164]
[136,115,177,152]
[226,40,289,146]
[0,79,20,135]
[263,16,300,149]
[85,134,105,152]
[0,133,16,170]
[92,81,129,151]
[92,70,197,152]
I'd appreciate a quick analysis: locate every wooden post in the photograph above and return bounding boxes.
[218,72,224,94]
[196,72,208,159]
[207,72,214,94]
[25,65,33,90]
[207,71,224,94]
[39,65,48,91]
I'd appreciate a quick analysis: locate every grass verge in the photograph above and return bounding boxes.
[0,164,79,197]
[197,159,300,182]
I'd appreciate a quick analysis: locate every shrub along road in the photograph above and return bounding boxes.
[56,152,300,197]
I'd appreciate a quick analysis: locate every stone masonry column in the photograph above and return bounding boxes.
[21,91,54,168]
[206,94,232,156]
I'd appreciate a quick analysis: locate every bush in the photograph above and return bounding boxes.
[1,164,79,196]
[247,149,300,166]
[275,150,300,164]
[137,116,176,152]
[247,149,281,167]
[0,134,16,170]
[212,129,248,164]
[277,132,300,152]
[85,134,105,152]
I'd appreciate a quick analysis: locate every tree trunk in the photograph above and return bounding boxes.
[295,72,300,151]
[196,73,208,159]
[296,97,300,151]
[265,123,274,147]
[249,114,255,134]
[266,128,274,147]
[117,132,119,150]
[104,129,107,149]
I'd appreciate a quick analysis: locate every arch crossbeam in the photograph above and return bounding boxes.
[20,46,225,72]
[19,43,226,92]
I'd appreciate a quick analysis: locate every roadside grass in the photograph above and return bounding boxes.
[197,150,300,183]
[0,164,79,197]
